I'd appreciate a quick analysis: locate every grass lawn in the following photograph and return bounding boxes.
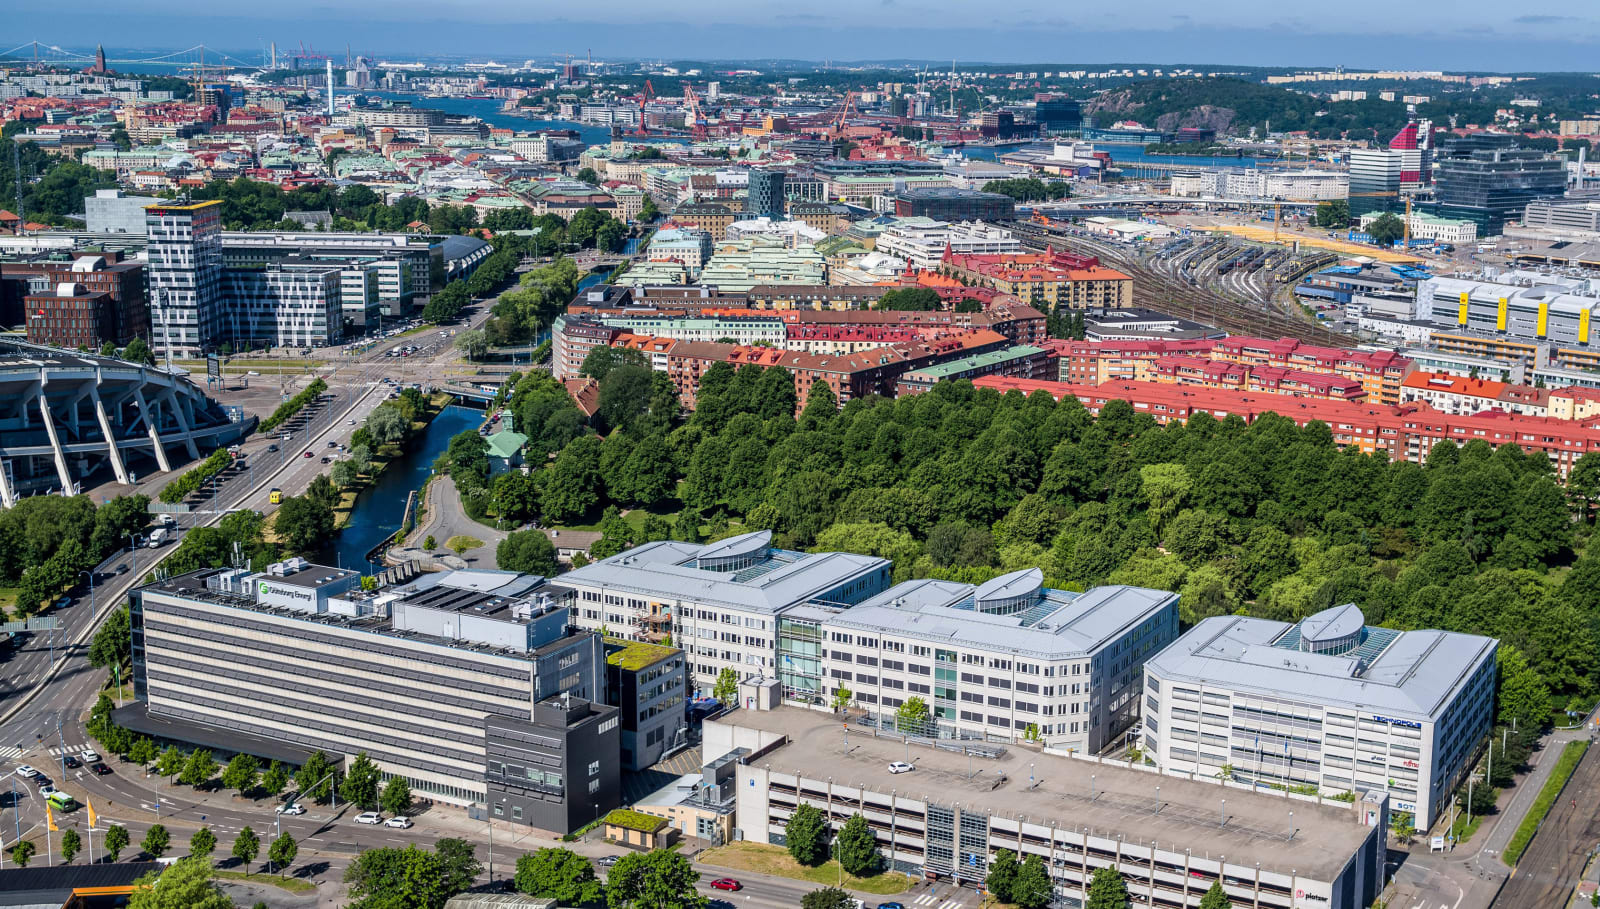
[0,586,17,614]
[446,534,484,554]
[698,843,910,895]
[213,870,317,893]
[1505,740,1590,864]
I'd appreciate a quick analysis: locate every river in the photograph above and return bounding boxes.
[322,403,483,572]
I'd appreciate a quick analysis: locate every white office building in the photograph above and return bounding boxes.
[778,570,1179,753]
[559,532,893,691]
[875,218,1022,269]
[1142,604,1497,828]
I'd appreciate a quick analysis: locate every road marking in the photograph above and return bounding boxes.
[0,747,22,760]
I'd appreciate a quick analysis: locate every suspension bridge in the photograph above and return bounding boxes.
[0,42,262,70]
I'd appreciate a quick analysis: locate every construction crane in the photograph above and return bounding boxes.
[683,85,708,139]
[832,91,859,137]
[630,79,655,136]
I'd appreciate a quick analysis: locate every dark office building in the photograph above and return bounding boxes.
[889,187,1016,222]
[1036,98,1082,133]
[1433,147,1568,236]
[745,168,787,219]
[486,696,622,833]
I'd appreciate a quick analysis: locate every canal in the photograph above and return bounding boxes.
[322,403,483,572]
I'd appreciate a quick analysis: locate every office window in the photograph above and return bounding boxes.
[589,761,600,776]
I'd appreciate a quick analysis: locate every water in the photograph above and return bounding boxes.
[577,272,606,293]
[323,404,482,571]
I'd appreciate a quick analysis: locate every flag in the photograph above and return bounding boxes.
[85,799,97,830]
[46,805,57,832]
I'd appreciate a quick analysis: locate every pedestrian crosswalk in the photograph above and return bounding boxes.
[910,894,964,909]
[45,746,86,758]
[0,747,22,761]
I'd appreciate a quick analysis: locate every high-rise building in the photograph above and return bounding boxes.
[144,200,225,358]
[1346,149,1403,219]
[1434,147,1568,236]
[1387,120,1433,189]
[1035,98,1082,133]
[745,168,786,219]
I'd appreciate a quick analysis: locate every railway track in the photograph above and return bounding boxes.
[1009,221,1358,345]
[1492,746,1600,909]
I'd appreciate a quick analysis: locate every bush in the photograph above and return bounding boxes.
[158,448,233,505]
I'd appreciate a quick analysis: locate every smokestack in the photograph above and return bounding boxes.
[270,41,277,70]
[326,58,335,117]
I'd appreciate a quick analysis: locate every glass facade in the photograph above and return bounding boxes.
[745,169,786,219]
[1433,148,1567,236]
[777,617,823,703]
[1036,99,1081,133]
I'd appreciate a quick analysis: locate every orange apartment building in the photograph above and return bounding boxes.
[942,249,1134,312]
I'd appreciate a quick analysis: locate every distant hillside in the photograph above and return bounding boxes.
[1086,77,1413,141]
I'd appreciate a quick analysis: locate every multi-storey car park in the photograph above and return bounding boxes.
[712,705,1390,909]
[127,562,616,830]
[1141,604,1497,829]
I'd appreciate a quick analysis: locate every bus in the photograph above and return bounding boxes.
[268,488,283,505]
[47,791,76,812]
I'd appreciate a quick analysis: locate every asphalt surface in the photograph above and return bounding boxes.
[1491,746,1600,909]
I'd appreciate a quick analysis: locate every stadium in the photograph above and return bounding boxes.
[0,339,253,505]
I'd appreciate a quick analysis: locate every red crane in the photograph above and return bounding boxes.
[683,85,709,139]
[630,79,655,136]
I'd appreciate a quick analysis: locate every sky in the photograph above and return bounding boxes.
[9,1,1600,72]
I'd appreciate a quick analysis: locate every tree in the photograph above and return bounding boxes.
[178,749,217,788]
[455,328,490,361]
[1199,880,1232,909]
[875,287,942,311]
[307,473,340,509]
[895,696,931,735]
[89,604,131,669]
[61,828,81,864]
[295,751,337,803]
[331,459,360,489]
[1314,199,1350,228]
[340,752,383,811]
[365,404,410,446]
[274,495,336,556]
[579,345,648,382]
[142,824,171,859]
[260,761,289,797]
[9,840,33,867]
[833,813,881,877]
[786,803,830,867]
[514,847,605,904]
[156,746,186,778]
[123,337,154,366]
[986,848,1020,902]
[127,858,235,909]
[1367,212,1406,246]
[381,777,413,817]
[345,842,478,909]
[189,826,217,861]
[268,832,297,876]
[221,753,260,796]
[1086,866,1130,909]
[1012,854,1054,909]
[606,849,707,909]
[497,530,560,576]
[1496,644,1551,732]
[435,838,483,896]
[712,666,740,703]
[827,684,852,711]
[105,825,130,862]
[232,827,260,869]
[802,887,856,909]
[128,736,158,769]
[1390,811,1416,844]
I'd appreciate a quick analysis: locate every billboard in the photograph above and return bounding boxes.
[206,356,221,380]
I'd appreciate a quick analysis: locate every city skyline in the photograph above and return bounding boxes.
[7,2,1600,71]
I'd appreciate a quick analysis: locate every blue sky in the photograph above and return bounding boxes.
[8,2,1600,71]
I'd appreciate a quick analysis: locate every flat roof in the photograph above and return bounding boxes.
[720,707,1370,880]
[261,564,359,590]
[1145,611,1496,720]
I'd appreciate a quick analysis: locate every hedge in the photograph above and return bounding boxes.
[158,447,233,504]
[258,378,328,433]
[1504,739,1588,865]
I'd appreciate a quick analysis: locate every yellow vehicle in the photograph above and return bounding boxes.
[268,488,283,505]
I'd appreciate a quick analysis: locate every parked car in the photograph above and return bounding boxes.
[710,879,742,892]
[90,762,111,776]
[596,855,621,867]
[276,802,305,815]
[384,816,413,829]
[887,761,915,774]
[354,811,382,825]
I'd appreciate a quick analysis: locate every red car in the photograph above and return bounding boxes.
[710,879,742,892]
[303,451,313,458]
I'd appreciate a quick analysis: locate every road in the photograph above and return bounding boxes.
[1491,745,1600,908]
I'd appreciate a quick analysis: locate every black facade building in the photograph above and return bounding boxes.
[890,188,1016,222]
[1036,98,1082,133]
[486,696,622,833]
[1433,147,1567,236]
[745,168,787,219]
